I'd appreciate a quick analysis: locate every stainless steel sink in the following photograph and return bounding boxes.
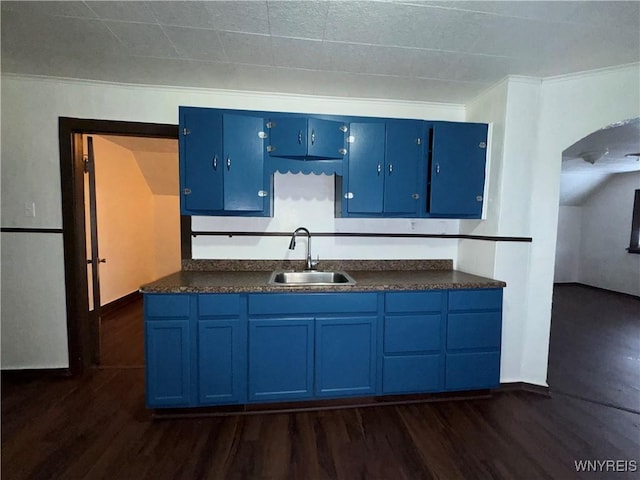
[268,270,357,286]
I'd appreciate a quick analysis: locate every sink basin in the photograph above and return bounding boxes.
[268,270,357,286]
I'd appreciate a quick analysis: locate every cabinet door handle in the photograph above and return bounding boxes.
[436,163,440,174]
[298,130,302,144]
[377,164,381,175]
[311,129,315,145]
[212,155,217,170]
[226,155,231,170]
[388,164,393,174]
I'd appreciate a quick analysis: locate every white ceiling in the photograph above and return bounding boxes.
[560,117,640,206]
[2,1,639,103]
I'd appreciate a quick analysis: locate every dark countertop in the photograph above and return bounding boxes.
[140,268,506,294]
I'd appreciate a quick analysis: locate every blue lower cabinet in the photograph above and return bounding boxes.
[444,289,503,390]
[198,320,246,405]
[315,316,377,397]
[144,289,504,408]
[445,352,500,390]
[248,318,314,402]
[145,320,191,407]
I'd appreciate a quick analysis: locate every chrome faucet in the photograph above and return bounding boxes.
[289,227,318,271]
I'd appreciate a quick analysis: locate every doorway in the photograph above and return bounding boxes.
[549,117,640,412]
[59,118,190,375]
[84,134,181,366]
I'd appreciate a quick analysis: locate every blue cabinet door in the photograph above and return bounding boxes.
[315,316,377,397]
[430,122,488,217]
[268,117,307,158]
[347,122,385,214]
[268,117,344,159]
[248,318,314,402]
[145,320,191,407]
[384,120,422,215]
[180,107,223,213]
[198,319,246,405]
[222,114,266,212]
[307,118,345,159]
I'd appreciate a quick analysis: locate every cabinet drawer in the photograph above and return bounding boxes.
[248,293,377,315]
[386,291,443,313]
[447,312,502,350]
[145,294,191,319]
[384,314,441,353]
[448,289,502,311]
[382,355,442,393]
[445,352,500,390]
[198,294,241,317]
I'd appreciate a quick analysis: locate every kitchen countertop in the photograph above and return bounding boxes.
[140,260,506,293]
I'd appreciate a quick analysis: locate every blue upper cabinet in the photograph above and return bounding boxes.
[267,116,346,159]
[179,107,271,216]
[179,106,489,219]
[384,120,424,215]
[181,108,224,212]
[346,122,385,214]
[343,119,424,217]
[429,122,488,218]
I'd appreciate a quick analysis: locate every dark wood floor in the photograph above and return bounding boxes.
[548,284,640,413]
[99,298,144,367]
[2,286,639,479]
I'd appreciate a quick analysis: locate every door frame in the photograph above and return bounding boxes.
[59,117,190,376]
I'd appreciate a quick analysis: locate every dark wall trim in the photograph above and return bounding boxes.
[101,290,142,318]
[629,189,640,253]
[554,282,639,300]
[190,230,534,243]
[1,227,64,234]
[180,216,192,260]
[1,368,71,378]
[498,382,551,397]
[59,117,180,376]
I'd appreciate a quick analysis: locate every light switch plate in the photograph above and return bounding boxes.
[24,201,36,217]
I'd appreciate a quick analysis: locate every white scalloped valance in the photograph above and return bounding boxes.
[267,158,343,176]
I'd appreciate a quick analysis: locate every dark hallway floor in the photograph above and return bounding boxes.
[548,284,640,414]
[99,296,144,368]
[2,285,639,479]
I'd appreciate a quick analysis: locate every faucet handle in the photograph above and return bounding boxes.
[311,255,320,270]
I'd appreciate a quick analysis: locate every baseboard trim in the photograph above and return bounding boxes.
[1,368,71,379]
[152,390,494,418]
[101,290,142,317]
[497,382,551,397]
[554,282,639,300]
[551,390,640,415]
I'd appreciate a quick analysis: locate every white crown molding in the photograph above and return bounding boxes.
[542,62,640,85]
[0,73,465,116]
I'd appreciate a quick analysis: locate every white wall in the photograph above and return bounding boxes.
[526,64,640,384]
[1,233,69,369]
[579,171,640,296]
[554,206,582,283]
[193,173,460,261]
[462,65,639,387]
[0,75,464,369]
[461,77,540,384]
